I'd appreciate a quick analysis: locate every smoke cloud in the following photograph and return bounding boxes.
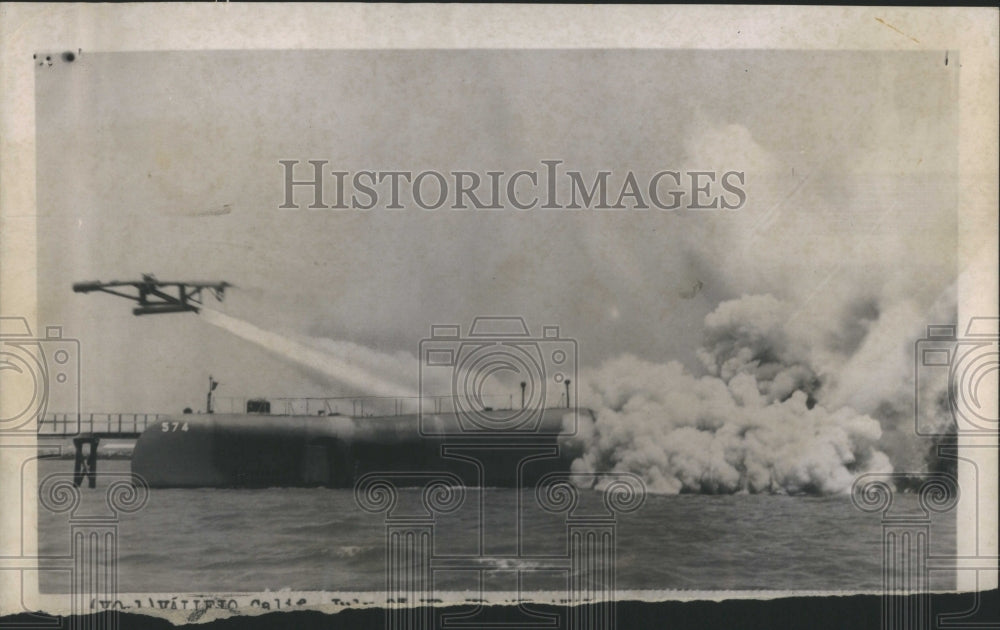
[557,99,959,496]
[564,284,955,496]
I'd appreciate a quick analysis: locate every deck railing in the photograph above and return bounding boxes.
[38,392,572,434]
[37,413,166,436]
[213,393,567,417]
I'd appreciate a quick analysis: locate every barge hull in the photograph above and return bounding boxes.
[131,409,585,488]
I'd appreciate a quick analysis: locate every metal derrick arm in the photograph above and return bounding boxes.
[72,274,230,315]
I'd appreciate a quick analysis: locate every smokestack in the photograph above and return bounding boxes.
[520,381,527,409]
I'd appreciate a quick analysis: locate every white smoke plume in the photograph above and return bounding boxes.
[200,308,419,399]
[564,107,962,496]
[567,348,890,496]
[565,286,955,496]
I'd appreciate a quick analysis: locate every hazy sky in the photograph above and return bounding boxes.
[35,50,957,413]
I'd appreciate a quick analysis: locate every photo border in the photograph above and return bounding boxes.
[1,4,996,625]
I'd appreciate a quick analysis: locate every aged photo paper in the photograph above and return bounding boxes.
[1,4,997,628]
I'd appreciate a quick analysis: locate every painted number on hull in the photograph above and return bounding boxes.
[161,422,190,432]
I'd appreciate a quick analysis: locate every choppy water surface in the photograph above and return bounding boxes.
[37,460,955,593]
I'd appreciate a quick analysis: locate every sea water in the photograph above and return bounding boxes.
[36,460,955,594]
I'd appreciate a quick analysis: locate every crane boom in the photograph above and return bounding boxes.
[72,274,230,316]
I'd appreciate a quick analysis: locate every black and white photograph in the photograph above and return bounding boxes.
[1,5,997,629]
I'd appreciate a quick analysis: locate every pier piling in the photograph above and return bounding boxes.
[72,436,100,488]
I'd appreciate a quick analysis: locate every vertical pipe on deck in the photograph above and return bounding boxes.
[72,439,85,487]
[87,439,99,489]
